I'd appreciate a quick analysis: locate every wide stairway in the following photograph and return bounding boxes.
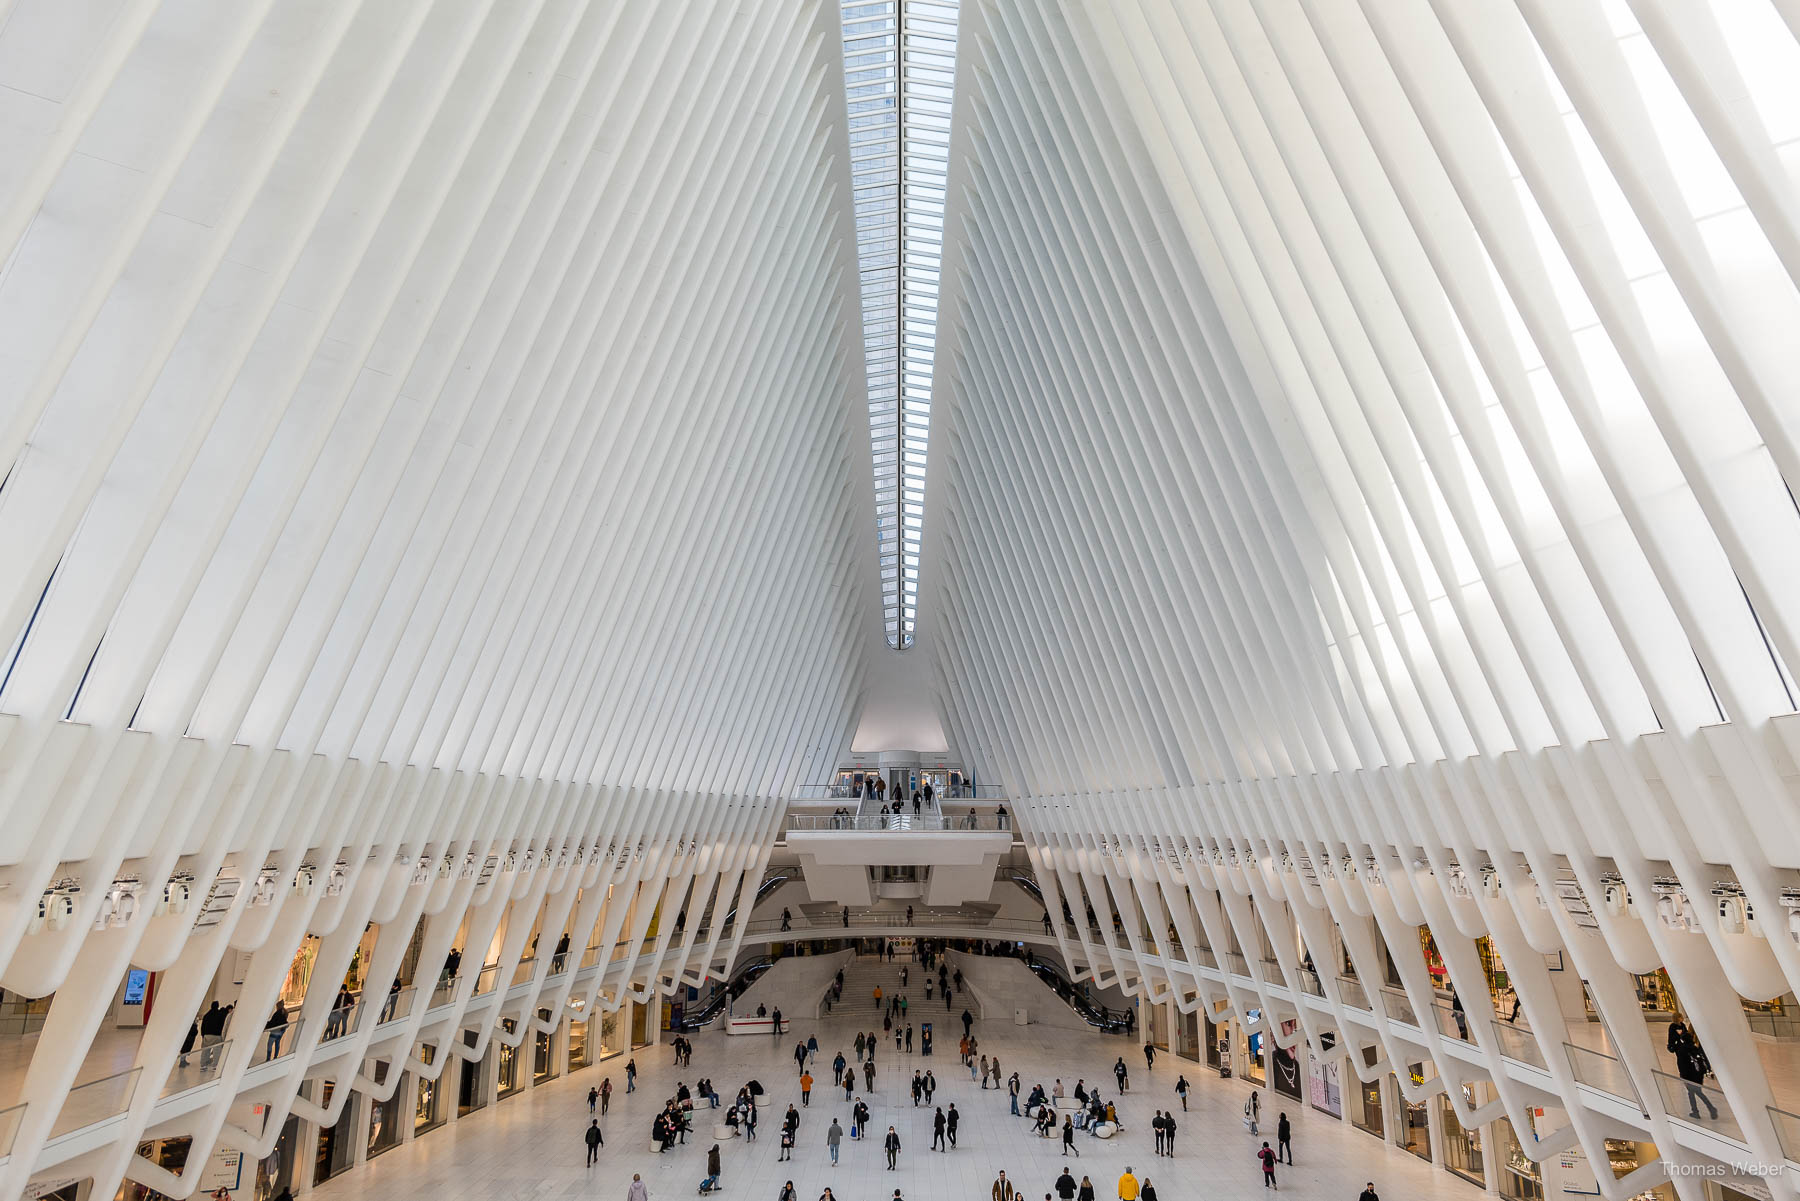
[831,949,982,1023]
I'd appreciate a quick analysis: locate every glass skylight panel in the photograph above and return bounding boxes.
[841,0,957,650]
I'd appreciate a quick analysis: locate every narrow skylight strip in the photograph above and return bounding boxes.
[841,0,958,649]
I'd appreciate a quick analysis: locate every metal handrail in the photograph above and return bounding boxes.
[787,814,1013,833]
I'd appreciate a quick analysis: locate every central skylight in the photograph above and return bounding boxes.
[840,0,959,650]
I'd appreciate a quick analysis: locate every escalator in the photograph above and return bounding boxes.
[668,955,777,1032]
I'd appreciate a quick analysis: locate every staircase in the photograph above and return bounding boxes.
[827,950,983,1023]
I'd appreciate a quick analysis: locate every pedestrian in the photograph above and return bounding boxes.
[199,1000,232,1070]
[586,1118,604,1165]
[885,1125,902,1169]
[1164,1111,1177,1156]
[857,1031,867,1061]
[773,1007,784,1038]
[780,1125,794,1161]
[845,1065,856,1101]
[932,1106,947,1150]
[1259,1142,1278,1188]
[1277,1112,1291,1163]
[1140,1180,1158,1201]
[1062,1116,1079,1156]
[800,1071,813,1105]
[978,1053,988,1083]
[865,1057,876,1091]
[808,1034,819,1063]
[602,1077,613,1113]
[993,1171,1016,1201]
[626,1057,637,1093]
[706,1144,721,1188]
[1056,1167,1079,1201]
[627,1173,649,1201]
[263,1001,289,1060]
[1676,1039,1718,1119]
[1174,1075,1188,1112]
[962,1008,974,1037]
[782,907,793,931]
[1118,1167,1140,1201]
[1245,1089,1260,1134]
[1009,1071,1021,1114]
[1078,1177,1096,1201]
[827,1118,843,1165]
[874,985,884,1010]
[1359,1183,1379,1201]
[906,1024,914,1052]
[589,1085,600,1114]
[1114,1057,1128,1094]
[1144,1042,1155,1070]
[1152,1110,1165,1156]
[781,1184,797,1201]
[947,1102,960,1148]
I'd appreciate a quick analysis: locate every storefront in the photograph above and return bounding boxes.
[1306,1046,1342,1118]
[497,1021,523,1100]
[415,1044,446,1136]
[1241,1010,1267,1085]
[569,1015,593,1070]
[1177,1005,1201,1061]
[534,1013,559,1085]
[1438,1083,1485,1186]
[600,1010,622,1059]
[1349,1067,1385,1139]
[631,999,650,1047]
[458,1031,489,1117]
[1397,1063,1432,1161]
[1205,1013,1228,1072]
[1493,1116,1545,1201]
[255,1113,301,1200]
[366,1064,403,1160]
[1603,1139,1676,1201]
[311,1081,357,1185]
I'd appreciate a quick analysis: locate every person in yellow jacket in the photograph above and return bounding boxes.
[1118,1167,1140,1200]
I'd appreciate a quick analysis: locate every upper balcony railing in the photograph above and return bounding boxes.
[790,783,1006,801]
[787,813,1013,833]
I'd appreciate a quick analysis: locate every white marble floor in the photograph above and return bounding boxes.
[318,991,1488,1201]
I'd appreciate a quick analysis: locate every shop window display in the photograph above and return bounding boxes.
[416,1043,446,1135]
[1398,1063,1431,1161]
[1350,1048,1384,1138]
[1439,1084,1485,1186]
[497,1020,522,1099]
[1494,1115,1545,1201]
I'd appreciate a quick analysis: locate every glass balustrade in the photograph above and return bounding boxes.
[0,1101,23,1160]
[1652,1069,1743,1140]
[1563,1043,1645,1112]
[48,1068,140,1142]
[1487,1019,1549,1070]
[163,1039,231,1096]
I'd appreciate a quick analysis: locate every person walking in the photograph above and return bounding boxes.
[1277,1112,1292,1163]
[1009,1071,1021,1114]
[1139,1180,1158,1201]
[993,1171,1016,1201]
[947,1102,960,1147]
[1163,1111,1177,1156]
[779,1125,795,1162]
[874,984,884,1011]
[1676,1039,1719,1119]
[1118,1167,1140,1201]
[264,1001,289,1060]
[827,1118,843,1165]
[1174,1075,1188,1112]
[772,1007,784,1038]
[1078,1177,1096,1201]
[1062,1115,1079,1157]
[885,1125,902,1169]
[1114,1057,1129,1094]
[1259,1142,1278,1188]
[706,1144,721,1188]
[585,1118,604,1165]
[1245,1089,1261,1134]
[857,1031,867,1060]
[962,1008,974,1038]
[782,907,793,932]
[808,1034,819,1064]
[589,1085,600,1114]
[1144,1042,1156,1071]
[845,1064,856,1101]
[626,1057,637,1093]
[796,1041,809,1073]
[912,1071,923,1107]
[865,1056,876,1092]
[626,1174,649,1201]
[978,1053,988,1084]
[601,1077,613,1113]
[1359,1183,1380,1201]
[932,1106,947,1151]
[780,1184,798,1201]
[800,1070,813,1105]
[1152,1110,1166,1156]
[1055,1168,1079,1201]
